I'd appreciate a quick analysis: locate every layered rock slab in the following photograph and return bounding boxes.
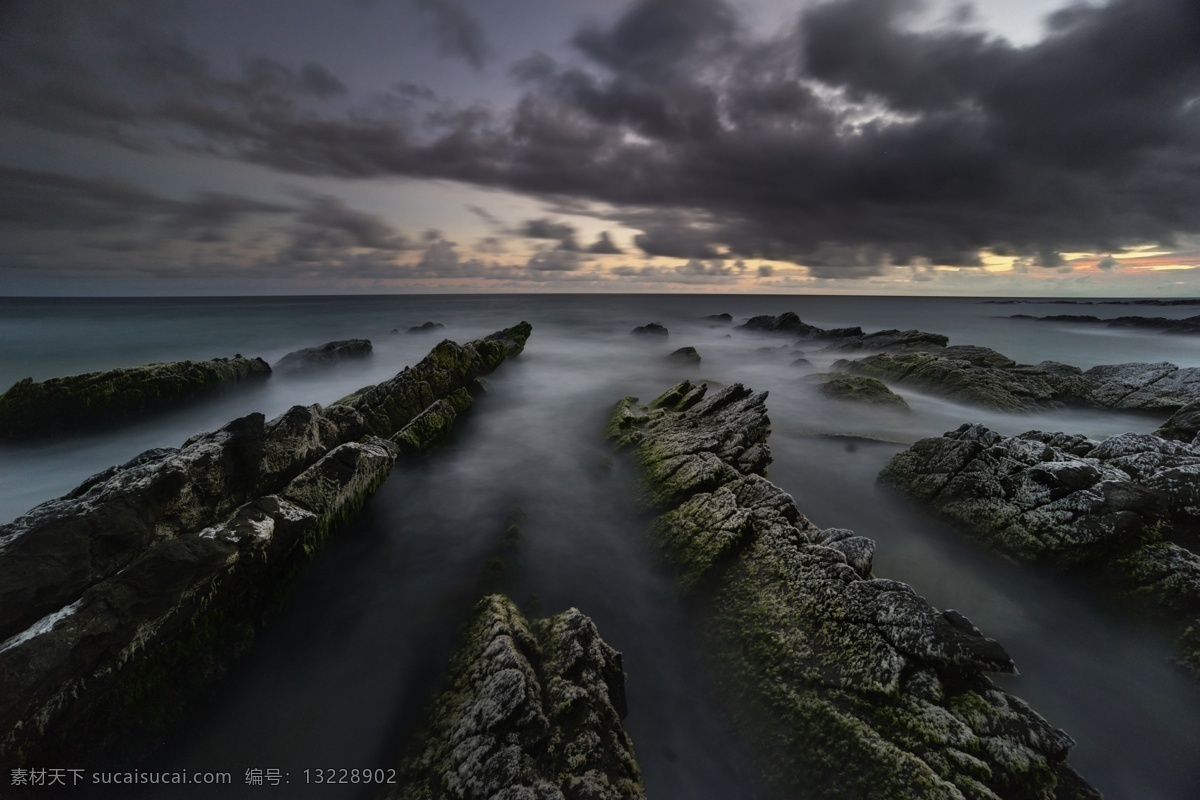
[880,424,1200,674]
[0,355,271,439]
[387,595,644,800]
[608,381,1097,799]
[0,323,531,764]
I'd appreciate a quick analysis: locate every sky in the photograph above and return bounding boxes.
[1,0,1198,296]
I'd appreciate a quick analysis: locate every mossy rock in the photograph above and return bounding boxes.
[0,356,272,439]
[813,373,910,409]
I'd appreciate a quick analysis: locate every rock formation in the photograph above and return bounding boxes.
[834,347,1200,413]
[739,312,949,353]
[0,356,271,439]
[0,323,531,765]
[1013,313,1200,336]
[631,322,668,337]
[880,423,1200,675]
[607,380,1098,799]
[387,595,644,800]
[668,346,701,364]
[407,321,445,334]
[274,339,372,371]
[810,373,910,409]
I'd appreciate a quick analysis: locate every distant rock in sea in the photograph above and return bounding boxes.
[705,313,733,323]
[274,339,372,372]
[668,346,701,364]
[739,312,948,353]
[406,321,445,334]
[631,322,668,337]
[1012,313,1200,335]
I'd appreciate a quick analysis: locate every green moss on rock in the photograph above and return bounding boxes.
[388,595,644,800]
[607,382,1098,799]
[0,356,272,439]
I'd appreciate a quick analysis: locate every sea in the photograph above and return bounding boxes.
[2,294,1199,799]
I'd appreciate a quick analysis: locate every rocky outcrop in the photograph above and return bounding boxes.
[880,423,1200,674]
[0,323,531,765]
[387,595,644,800]
[631,322,668,337]
[1014,313,1200,335]
[1156,399,1200,444]
[407,321,445,334]
[706,313,733,323]
[274,339,372,371]
[0,356,271,440]
[833,346,1200,413]
[608,381,1097,799]
[668,346,701,364]
[1083,362,1200,410]
[833,348,1093,412]
[739,312,948,353]
[810,373,910,409]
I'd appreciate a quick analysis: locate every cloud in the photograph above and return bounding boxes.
[1096,254,1119,270]
[527,249,586,272]
[412,0,491,70]
[516,217,580,250]
[3,0,1200,280]
[0,166,293,242]
[586,231,622,254]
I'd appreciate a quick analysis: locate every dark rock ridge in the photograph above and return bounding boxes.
[668,346,701,364]
[0,323,531,765]
[811,373,910,409]
[406,321,445,334]
[834,346,1200,412]
[631,322,668,337]
[1013,314,1200,335]
[387,595,644,800]
[274,339,372,371]
[0,356,271,440]
[706,313,733,323]
[739,312,949,353]
[880,423,1200,674]
[607,381,1096,799]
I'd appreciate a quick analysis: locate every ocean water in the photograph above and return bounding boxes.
[2,294,1199,799]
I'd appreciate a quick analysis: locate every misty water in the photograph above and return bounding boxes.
[3,295,1200,799]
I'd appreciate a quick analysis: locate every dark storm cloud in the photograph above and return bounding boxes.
[515,217,581,251]
[586,231,622,254]
[280,195,413,263]
[0,166,292,235]
[4,0,1200,277]
[412,0,491,70]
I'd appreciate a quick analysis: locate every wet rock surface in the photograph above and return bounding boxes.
[274,339,372,371]
[386,595,644,800]
[608,380,1097,799]
[0,355,271,440]
[0,323,531,765]
[880,423,1200,674]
